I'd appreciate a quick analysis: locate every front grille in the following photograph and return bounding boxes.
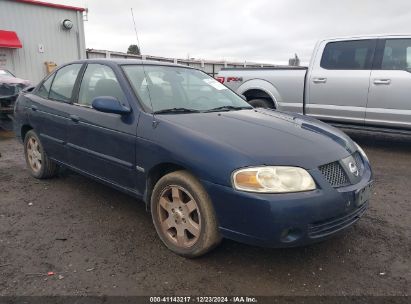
[319,161,350,188]
[308,202,368,238]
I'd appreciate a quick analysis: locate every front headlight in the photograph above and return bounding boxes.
[232,166,316,193]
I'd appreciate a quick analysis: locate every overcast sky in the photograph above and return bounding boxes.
[53,0,411,64]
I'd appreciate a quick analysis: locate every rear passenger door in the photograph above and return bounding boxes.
[307,39,376,125]
[66,63,139,192]
[366,38,411,129]
[29,64,83,164]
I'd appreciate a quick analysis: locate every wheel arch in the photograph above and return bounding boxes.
[237,79,281,109]
[144,162,191,209]
[21,124,33,141]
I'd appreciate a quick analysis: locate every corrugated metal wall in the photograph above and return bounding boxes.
[0,0,85,82]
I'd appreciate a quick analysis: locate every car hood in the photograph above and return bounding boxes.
[0,76,31,86]
[158,109,356,169]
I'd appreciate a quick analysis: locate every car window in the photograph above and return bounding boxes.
[78,64,126,107]
[381,39,411,71]
[321,40,375,70]
[37,75,54,99]
[49,64,82,102]
[123,65,251,112]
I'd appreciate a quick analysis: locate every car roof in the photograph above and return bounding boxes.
[69,58,195,69]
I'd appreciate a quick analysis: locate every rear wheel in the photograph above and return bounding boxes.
[24,130,58,179]
[151,171,222,257]
[248,98,273,108]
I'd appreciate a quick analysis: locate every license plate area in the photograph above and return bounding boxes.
[356,182,373,206]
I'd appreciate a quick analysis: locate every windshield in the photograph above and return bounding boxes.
[122,65,252,113]
[0,69,14,77]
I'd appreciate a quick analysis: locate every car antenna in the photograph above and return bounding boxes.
[130,8,142,55]
[130,8,155,122]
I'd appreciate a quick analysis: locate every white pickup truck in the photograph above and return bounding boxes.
[217,35,411,134]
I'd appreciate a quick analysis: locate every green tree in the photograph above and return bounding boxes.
[127,44,141,55]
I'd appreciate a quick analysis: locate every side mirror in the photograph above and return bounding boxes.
[241,95,247,101]
[23,85,36,93]
[92,96,131,115]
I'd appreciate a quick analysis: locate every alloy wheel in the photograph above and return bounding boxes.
[27,137,42,173]
[158,185,201,248]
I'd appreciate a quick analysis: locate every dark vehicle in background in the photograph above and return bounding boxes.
[14,59,373,257]
[0,69,31,128]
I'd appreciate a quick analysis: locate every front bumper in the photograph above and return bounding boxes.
[202,159,373,248]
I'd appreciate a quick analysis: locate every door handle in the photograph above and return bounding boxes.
[70,115,80,123]
[31,105,38,111]
[373,79,391,85]
[313,77,327,84]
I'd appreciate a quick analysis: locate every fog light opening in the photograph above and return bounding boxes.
[281,228,303,243]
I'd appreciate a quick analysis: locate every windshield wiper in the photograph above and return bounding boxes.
[153,107,201,114]
[204,105,252,112]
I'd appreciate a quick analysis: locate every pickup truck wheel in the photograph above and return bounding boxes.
[248,98,274,109]
[151,170,222,258]
[24,130,58,179]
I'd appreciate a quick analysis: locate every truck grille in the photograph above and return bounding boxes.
[319,161,350,188]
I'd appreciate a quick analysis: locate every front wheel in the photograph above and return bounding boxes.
[248,98,273,108]
[24,130,58,179]
[151,171,222,258]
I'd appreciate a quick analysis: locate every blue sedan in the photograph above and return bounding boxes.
[14,59,373,257]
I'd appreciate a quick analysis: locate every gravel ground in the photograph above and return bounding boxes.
[0,129,410,296]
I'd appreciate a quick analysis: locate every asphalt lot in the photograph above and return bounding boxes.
[0,129,410,296]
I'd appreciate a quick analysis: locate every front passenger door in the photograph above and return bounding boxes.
[66,63,139,192]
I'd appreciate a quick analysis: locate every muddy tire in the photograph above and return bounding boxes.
[151,170,222,258]
[24,130,58,179]
[248,98,273,108]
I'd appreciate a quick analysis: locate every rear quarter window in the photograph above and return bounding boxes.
[49,64,82,102]
[36,75,54,99]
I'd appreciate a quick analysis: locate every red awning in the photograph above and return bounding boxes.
[0,30,23,49]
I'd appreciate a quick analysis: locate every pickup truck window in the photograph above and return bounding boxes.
[381,39,411,71]
[321,40,375,70]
